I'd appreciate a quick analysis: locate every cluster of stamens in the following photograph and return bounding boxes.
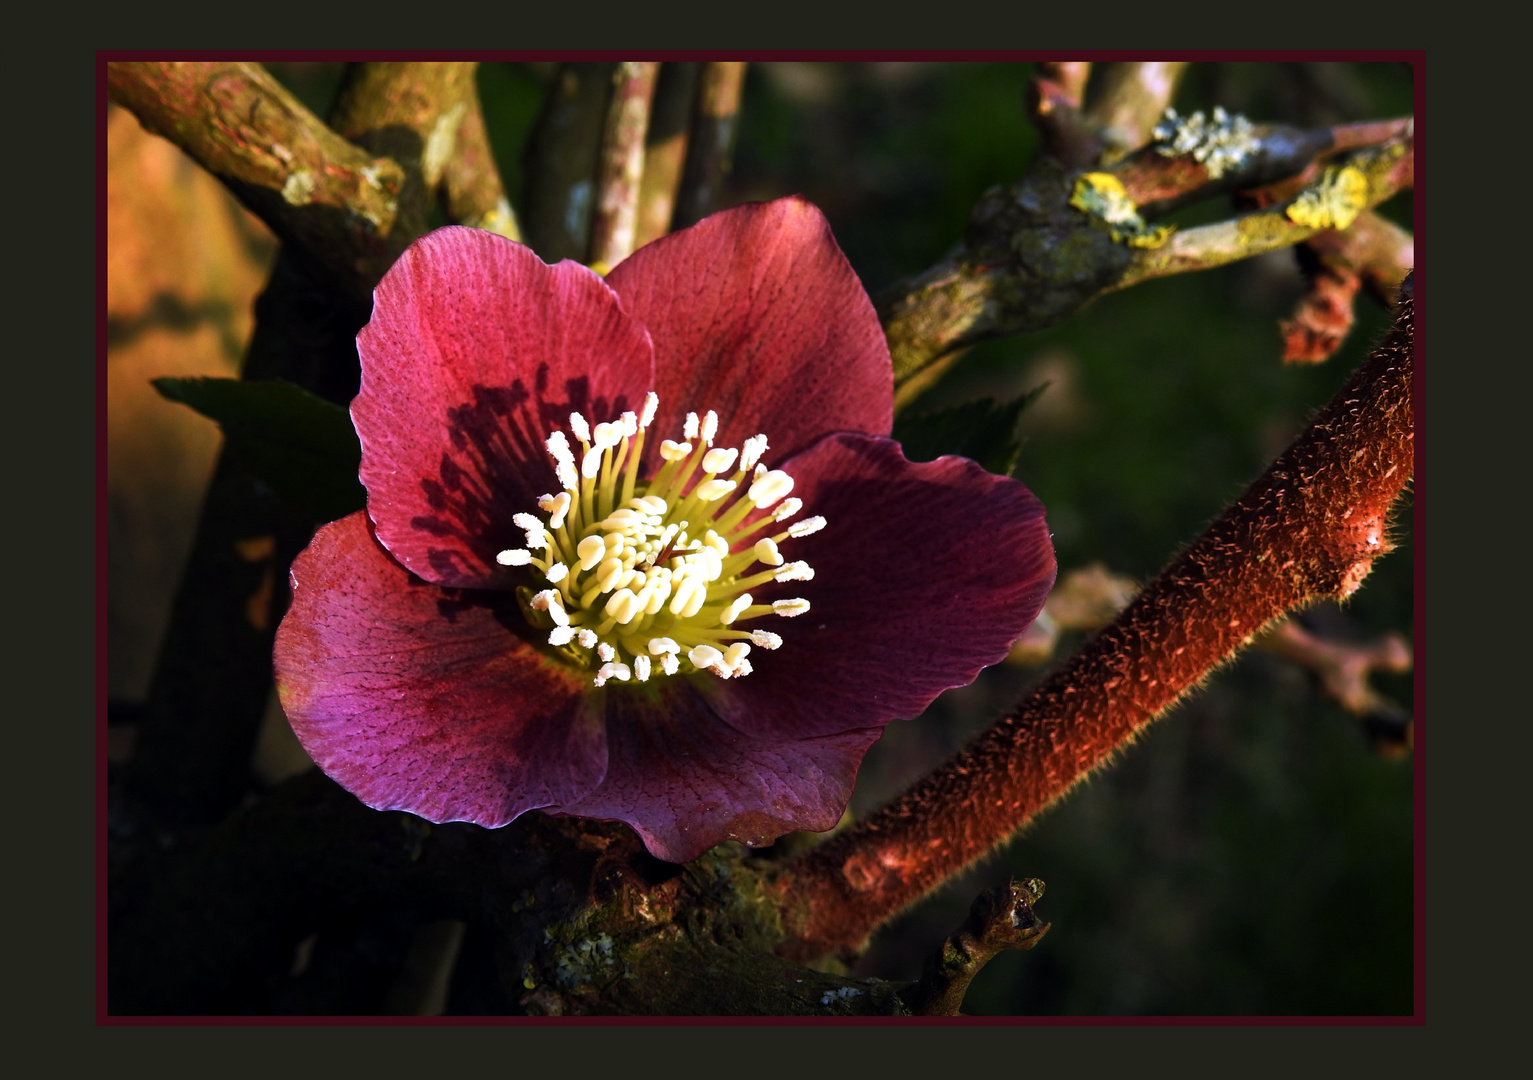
[496,392,823,688]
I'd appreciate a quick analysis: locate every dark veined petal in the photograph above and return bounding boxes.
[605,197,893,465]
[552,682,882,864]
[711,432,1056,743]
[275,512,607,826]
[354,226,655,589]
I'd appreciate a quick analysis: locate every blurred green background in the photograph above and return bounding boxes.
[268,60,1415,1015]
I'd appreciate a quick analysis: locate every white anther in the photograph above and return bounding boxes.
[604,588,642,624]
[733,658,753,678]
[576,535,606,571]
[597,557,626,593]
[546,562,569,583]
[754,463,766,481]
[532,590,570,625]
[694,479,737,502]
[660,653,680,676]
[750,630,783,650]
[619,411,638,438]
[684,412,699,440]
[577,628,598,649]
[633,654,652,681]
[696,546,724,582]
[748,469,795,509]
[513,512,549,549]
[546,430,574,465]
[604,532,625,550]
[669,576,707,618]
[548,625,575,646]
[772,598,811,617]
[647,637,680,655]
[594,661,630,686]
[592,421,620,450]
[701,411,718,445]
[581,446,604,479]
[643,578,671,614]
[740,435,768,471]
[640,391,658,428]
[771,497,803,522]
[660,439,692,461]
[722,593,753,625]
[702,447,738,474]
[597,642,616,662]
[704,530,730,557]
[496,548,532,566]
[723,642,751,670]
[753,538,783,566]
[788,515,826,538]
[538,491,572,530]
[774,561,814,583]
[556,460,578,490]
[602,509,643,530]
[689,644,723,669]
[637,495,668,515]
[569,411,590,443]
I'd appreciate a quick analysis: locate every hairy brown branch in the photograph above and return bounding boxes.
[589,62,661,270]
[442,86,521,241]
[106,61,408,296]
[780,287,1414,962]
[671,62,747,231]
[635,63,700,249]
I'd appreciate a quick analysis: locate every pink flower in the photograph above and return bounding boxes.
[274,198,1056,863]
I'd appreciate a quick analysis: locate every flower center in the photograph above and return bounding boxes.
[496,392,824,688]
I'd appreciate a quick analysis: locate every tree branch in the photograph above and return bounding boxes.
[1082,61,1188,162]
[897,878,1050,1016]
[588,62,661,270]
[441,82,521,241]
[1281,210,1413,363]
[779,284,1414,962]
[634,62,700,249]
[671,62,747,231]
[521,62,615,262]
[106,62,408,299]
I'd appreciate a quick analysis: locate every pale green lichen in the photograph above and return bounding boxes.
[1069,173,1173,249]
[1286,165,1369,231]
[281,169,316,207]
[1152,106,1259,179]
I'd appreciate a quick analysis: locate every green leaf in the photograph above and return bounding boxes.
[891,384,1048,476]
[153,377,365,522]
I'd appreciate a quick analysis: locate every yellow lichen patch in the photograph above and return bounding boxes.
[1070,172,1173,249]
[1286,165,1369,231]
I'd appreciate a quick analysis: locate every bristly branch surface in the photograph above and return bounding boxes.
[780,284,1415,962]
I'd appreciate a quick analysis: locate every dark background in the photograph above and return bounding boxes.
[113,60,1415,1015]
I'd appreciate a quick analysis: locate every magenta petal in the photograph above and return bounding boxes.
[605,197,894,462]
[275,512,607,826]
[354,226,655,589]
[554,684,882,864]
[716,433,1057,741]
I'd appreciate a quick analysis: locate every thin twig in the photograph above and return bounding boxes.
[1281,210,1413,363]
[1028,62,1099,168]
[779,286,1414,961]
[897,878,1051,1016]
[671,62,747,231]
[588,62,661,270]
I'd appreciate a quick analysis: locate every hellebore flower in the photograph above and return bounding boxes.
[274,197,1056,863]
